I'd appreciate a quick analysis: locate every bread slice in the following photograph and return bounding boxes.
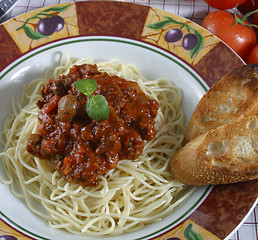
[183,64,258,145]
[170,104,258,186]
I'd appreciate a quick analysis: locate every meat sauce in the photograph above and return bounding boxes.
[27,64,159,186]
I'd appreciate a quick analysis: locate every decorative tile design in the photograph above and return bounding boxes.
[141,7,220,66]
[3,3,79,53]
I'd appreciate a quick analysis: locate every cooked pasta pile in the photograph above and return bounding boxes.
[0,53,195,236]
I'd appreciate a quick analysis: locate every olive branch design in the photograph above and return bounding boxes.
[167,223,203,240]
[146,16,204,59]
[184,223,203,240]
[16,4,71,40]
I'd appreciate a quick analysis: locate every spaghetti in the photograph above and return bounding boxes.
[0,53,195,236]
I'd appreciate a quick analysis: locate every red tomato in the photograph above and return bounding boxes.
[238,0,257,15]
[201,11,257,60]
[246,45,258,63]
[204,0,247,9]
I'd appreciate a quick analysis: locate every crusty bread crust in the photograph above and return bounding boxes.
[170,64,258,185]
[183,64,258,145]
[170,109,258,185]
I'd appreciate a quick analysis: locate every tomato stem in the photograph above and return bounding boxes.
[233,4,258,28]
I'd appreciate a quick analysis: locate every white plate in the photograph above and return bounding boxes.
[0,36,211,240]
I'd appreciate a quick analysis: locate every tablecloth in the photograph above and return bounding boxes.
[0,1,257,240]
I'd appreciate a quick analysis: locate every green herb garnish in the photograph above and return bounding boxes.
[74,79,109,120]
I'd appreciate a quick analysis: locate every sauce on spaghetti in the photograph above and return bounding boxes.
[27,64,159,186]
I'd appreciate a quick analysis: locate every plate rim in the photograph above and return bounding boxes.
[0,1,256,239]
[0,35,212,240]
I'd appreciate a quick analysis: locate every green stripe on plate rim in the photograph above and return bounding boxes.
[0,37,209,93]
[0,36,211,240]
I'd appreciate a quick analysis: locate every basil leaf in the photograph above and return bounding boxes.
[74,79,97,96]
[74,78,109,120]
[86,95,109,120]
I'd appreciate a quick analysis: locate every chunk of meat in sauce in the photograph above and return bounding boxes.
[27,64,159,186]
